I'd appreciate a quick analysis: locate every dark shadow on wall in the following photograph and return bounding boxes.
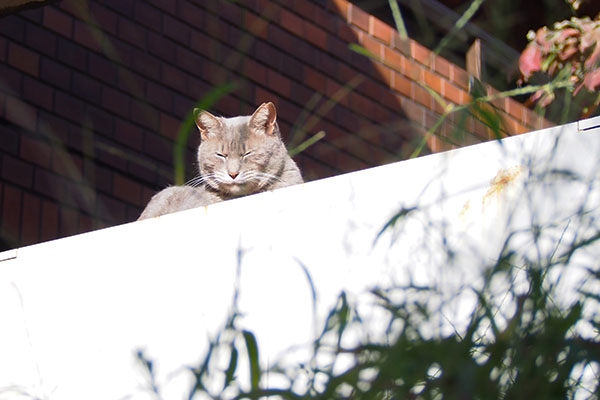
[0,0,432,250]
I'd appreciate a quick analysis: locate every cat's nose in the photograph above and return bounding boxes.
[229,172,239,180]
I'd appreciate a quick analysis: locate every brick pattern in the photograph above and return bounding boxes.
[0,0,546,250]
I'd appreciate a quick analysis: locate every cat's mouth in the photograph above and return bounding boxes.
[220,181,253,196]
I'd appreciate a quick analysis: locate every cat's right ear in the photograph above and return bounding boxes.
[194,108,221,140]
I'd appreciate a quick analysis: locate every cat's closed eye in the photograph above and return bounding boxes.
[242,150,253,158]
[215,152,227,159]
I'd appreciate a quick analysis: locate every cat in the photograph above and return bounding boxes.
[138,102,303,220]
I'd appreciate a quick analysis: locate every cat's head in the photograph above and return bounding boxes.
[194,102,288,197]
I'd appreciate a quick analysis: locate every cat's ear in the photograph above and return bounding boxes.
[249,102,277,136]
[194,108,221,140]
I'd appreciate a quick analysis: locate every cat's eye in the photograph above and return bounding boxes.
[242,150,253,158]
[215,152,227,159]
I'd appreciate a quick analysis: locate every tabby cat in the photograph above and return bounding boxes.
[138,102,303,220]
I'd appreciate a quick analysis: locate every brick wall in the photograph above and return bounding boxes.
[0,0,547,251]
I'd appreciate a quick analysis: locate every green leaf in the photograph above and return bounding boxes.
[242,330,261,390]
[388,0,408,40]
[223,347,239,389]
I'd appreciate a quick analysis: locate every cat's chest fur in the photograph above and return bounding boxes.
[138,102,303,220]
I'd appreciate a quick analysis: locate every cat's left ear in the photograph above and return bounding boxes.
[249,102,277,136]
[194,108,221,140]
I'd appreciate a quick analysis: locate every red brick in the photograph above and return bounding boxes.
[38,111,71,144]
[325,78,349,106]
[74,20,102,52]
[451,64,469,90]
[361,33,381,58]
[0,92,5,118]
[370,16,392,44]
[131,100,159,131]
[280,8,303,37]
[433,55,451,79]
[23,77,54,110]
[52,149,83,182]
[79,214,94,233]
[89,2,118,35]
[43,7,73,37]
[143,132,172,164]
[102,87,131,118]
[392,72,412,98]
[204,13,227,39]
[0,15,25,41]
[506,97,524,121]
[442,81,464,105]
[6,96,37,132]
[148,0,176,15]
[304,21,327,50]
[25,22,57,57]
[400,96,425,125]
[219,0,244,25]
[113,173,142,205]
[159,113,180,140]
[245,11,269,39]
[176,1,205,26]
[1,185,22,243]
[134,1,162,30]
[328,0,348,18]
[383,46,405,73]
[0,36,6,61]
[254,86,279,108]
[114,119,143,149]
[2,154,34,187]
[87,106,115,137]
[147,31,176,60]
[423,70,443,95]
[414,84,433,108]
[54,91,85,123]
[411,41,432,67]
[524,107,543,130]
[371,61,392,86]
[391,32,411,56]
[348,3,368,31]
[163,14,191,45]
[175,46,203,76]
[118,67,144,99]
[118,16,146,47]
[161,63,187,93]
[73,72,103,103]
[145,80,173,112]
[243,58,268,86]
[40,58,71,90]
[21,193,40,245]
[8,42,39,77]
[403,58,424,81]
[59,206,79,237]
[20,135,51,168]
[130,48,160,80]
[88,53,118,84]
[56,38,87,71]
[40,199,58,242]
[303,66,326,92]
[267,69,292,97]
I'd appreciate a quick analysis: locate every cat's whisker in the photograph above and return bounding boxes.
[184,175,206,187]
[245,171,283,183]
[188,175,214,188]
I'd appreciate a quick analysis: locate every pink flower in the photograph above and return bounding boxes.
[519,45,542,80]
[583,69,600,91]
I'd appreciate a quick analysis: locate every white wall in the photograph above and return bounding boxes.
[1,116,600,399]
